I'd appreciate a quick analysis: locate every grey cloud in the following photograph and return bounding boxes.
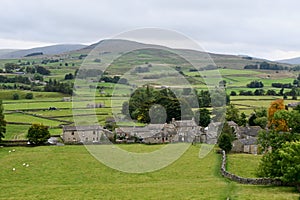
[0,0,300,59]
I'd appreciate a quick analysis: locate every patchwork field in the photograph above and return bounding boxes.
[0,145,298,200]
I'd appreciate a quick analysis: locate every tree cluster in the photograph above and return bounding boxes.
[64,73,74,80]
[257,99,300,187]
[0,75,30,84]
[123,85,193,123]
[44,79,73,95]
[246,80,264,88]
[226,104,247,126]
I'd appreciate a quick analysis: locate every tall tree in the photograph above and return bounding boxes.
[195,108,211,127]
[268,99,288,131]
[0,100,6,141]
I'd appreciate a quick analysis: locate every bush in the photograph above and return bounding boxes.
[247,80,264,88]
[12,93,19,100]
[218,133,232,153]
[25,93,33,99]
[26,124,50,145]
[230,91,237,96]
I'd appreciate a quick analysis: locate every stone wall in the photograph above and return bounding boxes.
[220,150,292,186]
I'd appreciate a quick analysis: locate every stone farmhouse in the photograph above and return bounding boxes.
[62,119,263,154]
[62,125,113,144]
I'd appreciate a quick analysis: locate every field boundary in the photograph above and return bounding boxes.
[220,150,298,189]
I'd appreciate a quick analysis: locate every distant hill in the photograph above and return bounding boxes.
[0,44,87,59]
[277,57,300,65]
[72,39,291,71]
[0,49,20,57]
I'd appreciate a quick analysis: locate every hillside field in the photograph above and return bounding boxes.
[0,144,298,200]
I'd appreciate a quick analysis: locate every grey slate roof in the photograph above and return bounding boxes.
[63,125,103,131]
[239,137,257,145]
[239,126,262,137]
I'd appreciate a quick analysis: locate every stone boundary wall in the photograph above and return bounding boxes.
[220,150,292,186]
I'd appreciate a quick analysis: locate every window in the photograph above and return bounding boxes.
[71,131,74,135]
[93,131,96,135]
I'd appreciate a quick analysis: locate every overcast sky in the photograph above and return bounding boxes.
[0,0,300,60]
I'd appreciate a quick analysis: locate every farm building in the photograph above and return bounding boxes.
[62,125,112,144]
[116,118,203,144]
[232,137,258,154]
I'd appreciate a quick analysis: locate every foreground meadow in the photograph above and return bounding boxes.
[0,144,298,200]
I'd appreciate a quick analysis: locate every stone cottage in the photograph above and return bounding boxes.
[115,118,203,144]
[232,136,258,154]
[171,118,200,143]
[62,125,111,144]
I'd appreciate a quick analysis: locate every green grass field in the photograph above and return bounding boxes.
[0,145,298,200]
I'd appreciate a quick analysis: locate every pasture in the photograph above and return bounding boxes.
[0,145,298,199]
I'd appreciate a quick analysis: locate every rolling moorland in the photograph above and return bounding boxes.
[0,39,299,199]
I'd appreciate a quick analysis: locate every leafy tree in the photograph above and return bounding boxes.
[64,73,74,80]
[253,117,268,129]
[254,89,265,96]
[258,141,300,186]
[294,104,300,113]
[127,85,192,123]
[277,141,300,183]
[268,99,288,131]
[0,100,6,141]
[257,129,299,153]
[220,121,236,141]
[218,133,232,153]
[266,90,277,96]
[273,110,300,133]
[198,90,211,107]
[195,108,211,127]
[238,112,247,126]
[27,124,50,145]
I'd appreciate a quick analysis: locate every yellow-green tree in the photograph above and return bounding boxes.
[268,99,288,131]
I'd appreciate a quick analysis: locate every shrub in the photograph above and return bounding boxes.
[25,93,33,99]
[12,93,19,100]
